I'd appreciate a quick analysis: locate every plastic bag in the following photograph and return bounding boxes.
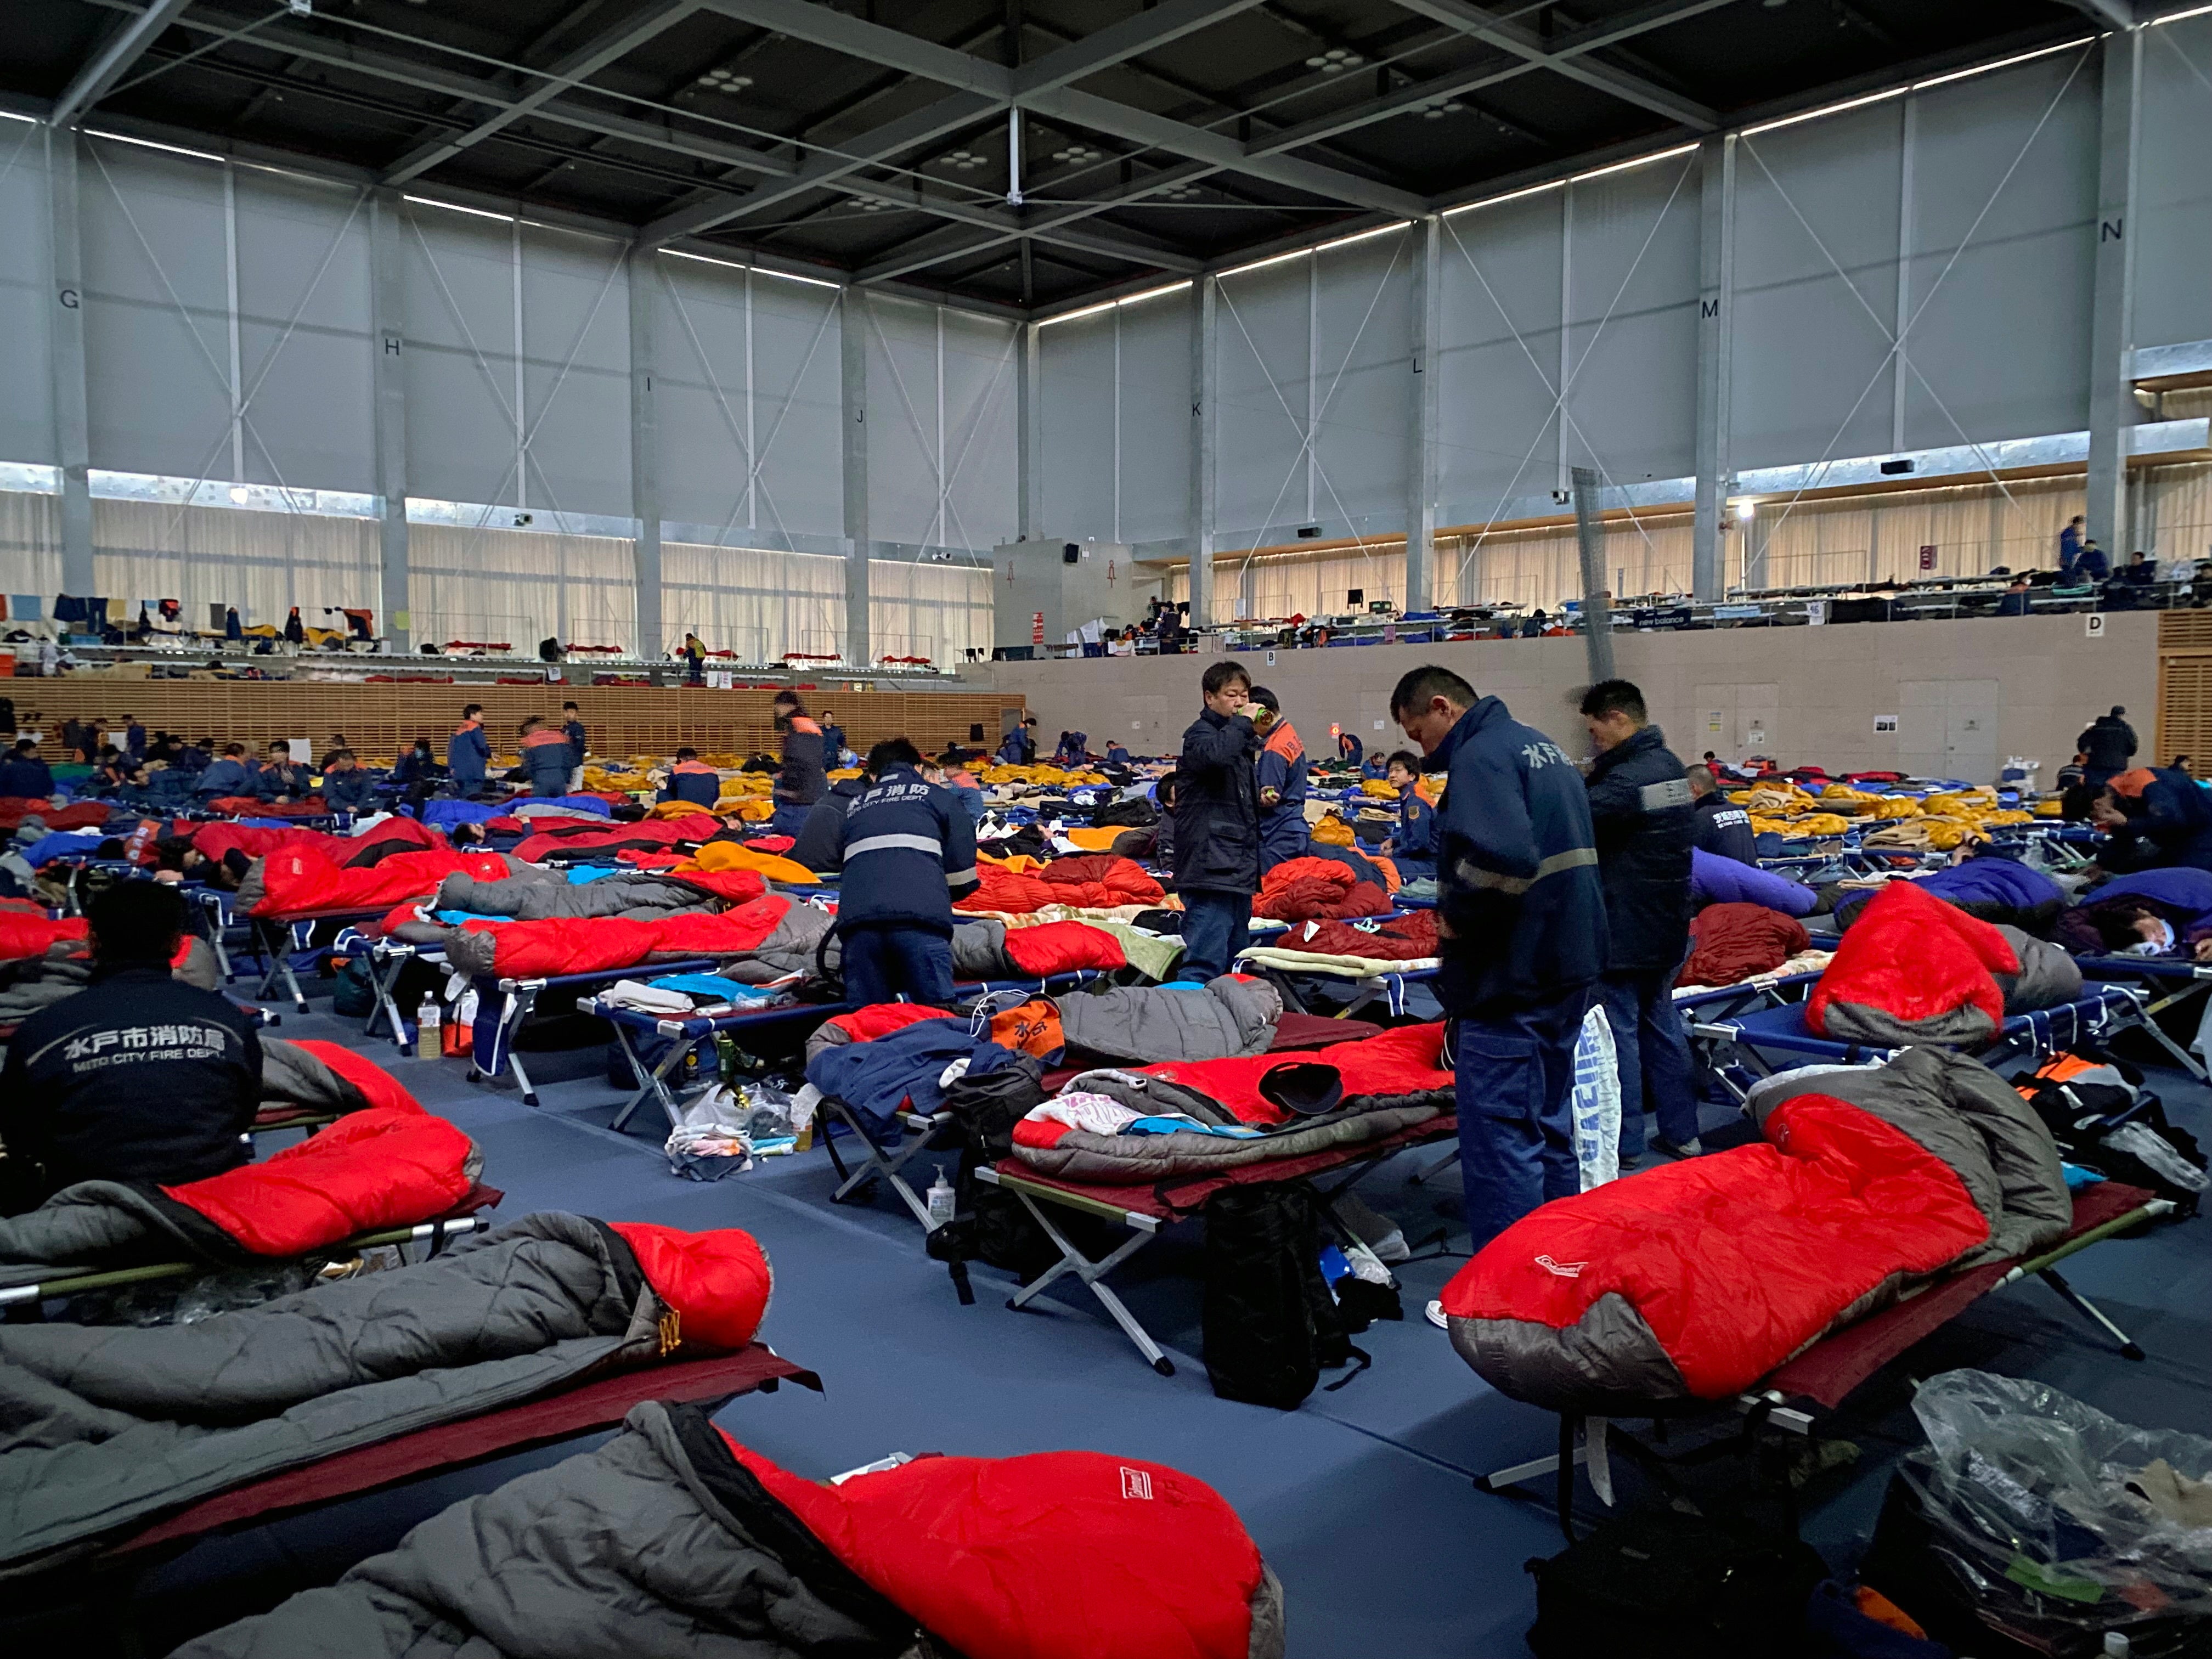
[1570,1002,1621,1191]
[1901,1369,2212,1639]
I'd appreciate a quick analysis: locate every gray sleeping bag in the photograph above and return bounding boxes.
[1056,973,1282,1064]
[0,1211,670,1577]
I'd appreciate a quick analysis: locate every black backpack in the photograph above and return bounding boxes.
[1527,1510,1827,1658]
[1201,1182,1353,1410]
[928,1060,1124,1289]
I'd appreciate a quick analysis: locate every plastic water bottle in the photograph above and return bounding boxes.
[926,1165,956,1229]
[416,994,442,1051]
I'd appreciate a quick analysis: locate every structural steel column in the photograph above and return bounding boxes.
[46,126,94,597]
[1017,320,1041,540]
[628,244,663,659]
[840,285,871,667]
[369,188,411,651]
[1188,275,1218,634]
[1572,465,1616,684]
[1404,215,1441,613]
[1690,134,1734,603]
[2086,26,2141,558]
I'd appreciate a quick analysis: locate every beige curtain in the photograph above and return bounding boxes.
[0,491,62,611]
[91,496,379,631]
[408,522,637,650]
[662,541,846,663]
[869,558,994,665]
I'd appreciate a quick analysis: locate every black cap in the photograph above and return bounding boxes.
[1257,1062,1343,1118]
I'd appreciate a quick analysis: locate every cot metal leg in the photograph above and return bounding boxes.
[252,921,309,1010]
[473,984,543,1106]
[1408,1146,1460,1186]
[2114,984,2209,1081]
[609,1023,695,1135]
[2039,1267,2147,1362]
[366,947,414,1052]
[825,1104,945,1229]
[1004,1190,1173,1376]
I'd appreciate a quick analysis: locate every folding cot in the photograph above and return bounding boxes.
[0,1185,504,1313]
[241,902,398,1009]
[2074,954,2212,1080]
[1477,1180,2174,1539]
[1688,983,2150,1081]
[582,969,1114,1212]
[976,1114,1457,1375]
[1234,947,1440,1020]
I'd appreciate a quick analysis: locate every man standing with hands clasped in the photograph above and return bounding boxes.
[1389,665,1606,1266]
[1173,661,1263,982]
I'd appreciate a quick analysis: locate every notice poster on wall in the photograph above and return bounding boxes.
[1918,545,1938,571]
[1874,715,1898,733]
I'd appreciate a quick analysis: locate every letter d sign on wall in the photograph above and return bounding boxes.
[2085,613,2106,640]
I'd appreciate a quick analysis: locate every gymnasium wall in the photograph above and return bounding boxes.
[0,122,1009,658]
[991,611,2158,786]
[7,679,1023,766]
[1039,22,2212,606]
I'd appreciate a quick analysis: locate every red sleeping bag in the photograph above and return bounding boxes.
[511,817,721,864]
[459,892,795,979]
[161,1103,477,1257]
[0,912,89,962]
[1138,1021,1451,1125]
[606,1222,772,1352]
[1807,881,2015,1043]
[958,857,1165,915]
[729,1440,1272,1659]
[1001,920,1127,977]
[253,847,508,916]
[1676,902,1810,989]
[1250,857,1391,922]
[1438,1046,2070,1410]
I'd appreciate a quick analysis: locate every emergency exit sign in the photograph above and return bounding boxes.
[1031,611,1044,644]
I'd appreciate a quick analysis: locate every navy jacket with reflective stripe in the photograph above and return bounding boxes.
[1429,695,1607,1013]
[834,765,980,935]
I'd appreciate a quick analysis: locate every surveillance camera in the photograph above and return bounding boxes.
[514,512,533,527]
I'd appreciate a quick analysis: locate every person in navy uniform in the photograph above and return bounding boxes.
[447,704,492,794]
[1378,750,1437,881]
[1687,765,1757,865]
[834,738,980,1007]
[0,883,259,1214]
[1391,664,1605,1250]
[1248,687,1311,873]
[1173,661,1263,982]
[661,747,723,809]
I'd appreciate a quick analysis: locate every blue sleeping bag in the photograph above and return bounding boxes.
[2084,866,2212,924]
[1689,848,1816,917]
[1835,855,2066,929]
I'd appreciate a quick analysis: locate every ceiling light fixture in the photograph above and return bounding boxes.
[1304,47,1366,73]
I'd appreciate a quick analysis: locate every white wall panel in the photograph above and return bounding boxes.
[2132,15,2212,351]
[940,308,1017,551]
[233,170,374,493]
[1901,49,2098,452]
[1114,292,1192,546]
[402,205,518,509]
[0,123,53,468]
[748,276,843,543]
[80,139,233,481]
[1564,156,1699,489]
[1312,229,1412,535]
[865,294,942,546]
[1436,191,1565,518]
[653,255,760,538]
[1216,255,1317,537]
[1730,100,1905,471]
[519,223,630,520]
[1039,309,1116,539]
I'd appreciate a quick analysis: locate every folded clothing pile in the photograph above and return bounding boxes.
[1676,902,1810,989]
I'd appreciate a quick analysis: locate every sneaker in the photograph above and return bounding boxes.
[1651,1136,1704,1159]
[1424,1299,1447,1330]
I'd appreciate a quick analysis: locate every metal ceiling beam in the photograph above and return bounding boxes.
[52,0,193,127]
[1388,0,1720,130]
[382,0,706,185]
[144,5,799,179]
[865,0,1733,284]
[687,0,1421,213]
[2067,0,2137,29]
[1252,0,1737,156]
